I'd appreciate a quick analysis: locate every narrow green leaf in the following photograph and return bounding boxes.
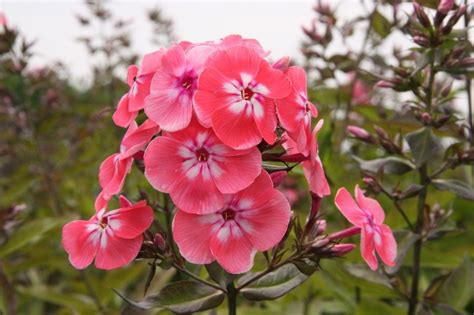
[239,264,308,301]
[372,10,391,38]
[432,179,474,201]
[406,127,442,167]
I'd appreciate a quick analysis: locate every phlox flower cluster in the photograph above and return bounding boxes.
[62,34,396,273]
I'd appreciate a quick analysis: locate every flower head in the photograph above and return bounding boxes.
[144,118,262,214]
[173,171,291,274]
[335,185,397,270]
[194,46,292,149]
[62,196,154,270]
[145,44,216,131]
[113,49,165,128]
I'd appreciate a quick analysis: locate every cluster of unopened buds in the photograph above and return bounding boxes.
[62,35,397,274]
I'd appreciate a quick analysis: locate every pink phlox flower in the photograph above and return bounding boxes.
[62,196,154,270]
[334,185,397,270]
[144,118,262,214]
[215,34,270,57]
[173,171,291,274]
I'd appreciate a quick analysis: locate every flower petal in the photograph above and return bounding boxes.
[254,98,277,145]
[375,224,397,267]
[112,94,137,128]
[361,227,378,270]
[238,189,291,251]
[62,220,99,269]
[334,187,366,227]
[210,221,255,274]
[173,210,220,264]
[94,230,143,270]
[120,119,159,159]
[106,200,154,239]
[254,61,292,99]
[355,185,385,224]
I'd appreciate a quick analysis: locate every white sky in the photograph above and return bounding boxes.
[1,0,334,83]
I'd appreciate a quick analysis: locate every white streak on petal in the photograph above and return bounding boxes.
[223,82,239,94]
[238,198,253,209]
[186,164,200,179]
[217,226,230,242]
[240,73,253,86]
[251,98,264,118]
[229,100,247,114]
[178,146,194,158]
[253,84,269,96]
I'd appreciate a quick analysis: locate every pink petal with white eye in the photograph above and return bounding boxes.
[361,226,378,270]
[173,210,220,264]
[303,155,330,197]
[355,185,385,225]
[238,189,291,251]
[62,220,99,269]
[99,154,133,196]
[185,44,216,73]
[144,136,185,193]
[334,188,366,227]
[160,44,186,77]
[233,171,275,209]
[210,221,255,274]
[212,103,262,150]
[208,46,261,82]
[375,224,397,267]
[106,200,154,239]
[254,61,292,99]
[194,67,238,127]
[212,148,261,194]
[169,171,225,214]
[94,229,143,270]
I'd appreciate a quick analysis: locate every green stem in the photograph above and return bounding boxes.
[227,282,237,315]
[408,165,428,315]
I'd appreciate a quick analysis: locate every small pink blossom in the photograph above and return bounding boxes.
[145,44,215,132]
[347,125,371,141]
[173,171,291,274]
[276,66,318,156]
[113,49,165,128]
[438,0,454,15]
[352,79,370,105]
[335,185,397,270]
[62,196,154,270]
[144,118,262,214]
[194,46,292,149]
[99,119,159,198]
[216,34,269,57]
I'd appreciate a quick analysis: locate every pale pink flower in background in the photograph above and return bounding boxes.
[62,196,153,270]
[335,185,397,270]
[194,46,292,149]
[145,44,216,131]
[351,78,370,105]
[173,171,291,274]
[113,49,165,128]
[276,66,318,156]
[99,119,159,198]
[144,119,261,214]
[284,120,330,197]
[0,12,7,26]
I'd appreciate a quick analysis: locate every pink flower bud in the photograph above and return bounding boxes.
[347,125,371,141]
[331,243,356,256]
[270,171,287,187]
[272,56,290,72]
[438,0,454,15]
[328,226,361,241]
[316,219,327,235]
[311,238,330,249]
[376,80,394,88]
[154,233,166,251]
[420,112,432,124]
[413,2,431,28]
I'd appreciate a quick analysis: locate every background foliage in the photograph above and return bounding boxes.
[0,0,473,314]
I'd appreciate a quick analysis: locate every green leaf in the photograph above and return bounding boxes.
[430,255,474,310]
[354,156,415,175]
[372,10,391,38]
[432,179,474,201]
[0,217,65,257]
[238,264,308,301]
[205,262,236,289]
[406,127,442,167]
[116,280,225,313]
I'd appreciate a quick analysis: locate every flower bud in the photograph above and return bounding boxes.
[154,233,166,251]
[311,238,330,249]
[328,226,361,241]
[413,2,431,28]
[413,35,430,47]
[420,112,432,124]
[376,80,394,89]
[272,56,290,72]
[330,243,356,256]
[437,0,454,15]
[347,125,372,142]
[316,219,327,235]
[270,171,287,187]
[442,5,467,34]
